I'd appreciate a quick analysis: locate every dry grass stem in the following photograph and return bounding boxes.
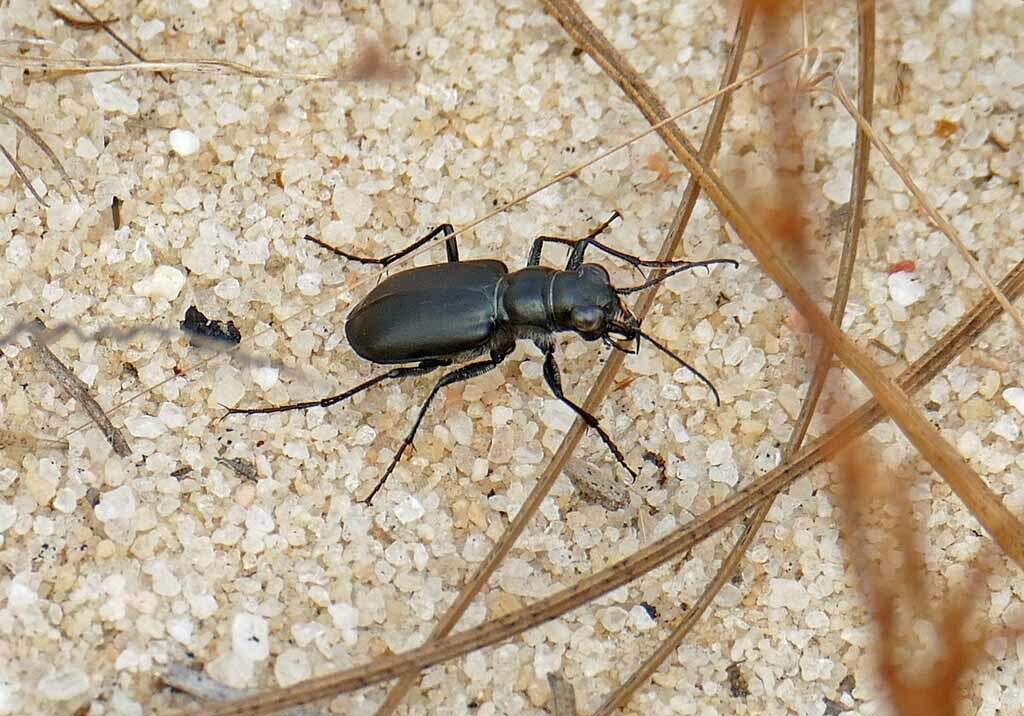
[160,664,320,716]
[0,141,48,206]
[0,428,69,452]
[28,319,132,458]
[179,257,1024,716]
[1,55,344,82]
[827,74,1024,339]
[0,103,80,201]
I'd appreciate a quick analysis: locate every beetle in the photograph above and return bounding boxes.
[226,212,736,504]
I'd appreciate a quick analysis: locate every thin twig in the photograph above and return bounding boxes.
[3,55,349,82]
[61,0,171,82]
[0,428,69,452]
[0,103,80,201]
[161,663,322,716]
[0,142,48,206]
[28,319,131,458]
[177,258,1024,716]
[827,74,1024,338]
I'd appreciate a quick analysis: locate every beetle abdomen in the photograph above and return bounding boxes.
[345,260,508,364]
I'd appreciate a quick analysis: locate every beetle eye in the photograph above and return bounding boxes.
[571,306,604,333]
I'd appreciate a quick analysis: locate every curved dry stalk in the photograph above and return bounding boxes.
[594,2,876,710]
[373,2,756,713]
[179,257,1024,716]
[7,36,405,83]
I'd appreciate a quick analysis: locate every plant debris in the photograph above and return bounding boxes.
[180,306,242,346]
[28,319,132,458]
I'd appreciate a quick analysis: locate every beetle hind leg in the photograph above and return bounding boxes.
[304,223,460,267]
[359,349,511,505]
[223,359,448,418]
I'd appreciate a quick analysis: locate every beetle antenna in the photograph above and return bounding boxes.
[615,258,738,295]
[635,329,721,406]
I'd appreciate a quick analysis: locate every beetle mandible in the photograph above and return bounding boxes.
[227,212,736,504]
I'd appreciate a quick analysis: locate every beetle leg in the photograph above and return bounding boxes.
[551,212,736,282]
[443,230,460,263]
[613,257,738,295]
[304,223,458,267]
[223,359,449,418]
[564,210,622,269]
[360,349,511,504]
[527,235,574,267]
[526,211,622,268]
[568,234,738,283]
[538,346,638,480]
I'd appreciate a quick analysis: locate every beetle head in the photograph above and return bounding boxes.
[553,263,638,346]
[555,262,726,406]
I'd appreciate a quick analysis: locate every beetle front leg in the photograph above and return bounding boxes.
[526,211,622,267]
[538,346,638,480]
[527,235,574,267]
[304,223,460,267]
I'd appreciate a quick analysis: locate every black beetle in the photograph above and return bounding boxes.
[227,212,736,504]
